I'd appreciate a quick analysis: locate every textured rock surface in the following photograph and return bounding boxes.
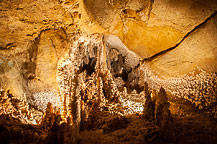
[0,0,216,129]
[146,14,217,77]
[83,0,217,57]
[0,0,73,54]
[81,0,217,119]
[0,0,217,143]
[140,13,217,117]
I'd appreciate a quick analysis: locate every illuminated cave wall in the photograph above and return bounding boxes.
[0,0,217,125]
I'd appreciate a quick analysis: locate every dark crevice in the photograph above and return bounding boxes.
[147,0,154,20]
[78,57,96,76]
[140,11,217,64]
[0,42,15,50]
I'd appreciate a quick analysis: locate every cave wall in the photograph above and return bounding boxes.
[0,0,217,123]
[82,0,217,58]
[82,0,217,117]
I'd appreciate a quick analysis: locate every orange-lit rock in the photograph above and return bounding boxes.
[0,0,217,143]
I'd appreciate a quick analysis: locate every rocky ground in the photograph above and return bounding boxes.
[78,94,217,144]
[0,92,217,144]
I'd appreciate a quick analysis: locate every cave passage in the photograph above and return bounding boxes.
[0,0,217,144]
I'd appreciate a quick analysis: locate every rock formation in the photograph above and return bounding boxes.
[143,84,173,140]
[154,87,172,128]
[0,0,217,143]
[143,82,155,121]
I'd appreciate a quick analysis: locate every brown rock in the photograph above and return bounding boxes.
[154,87,172,133]
[143,82,155,121]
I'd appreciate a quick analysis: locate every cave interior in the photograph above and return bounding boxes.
[0,0,217,144]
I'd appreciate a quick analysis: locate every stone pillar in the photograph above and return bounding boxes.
[154,87,172,134]
[143,82,155,120]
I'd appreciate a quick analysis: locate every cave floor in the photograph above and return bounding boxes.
[78,96,217,144]
[0,96,217,144]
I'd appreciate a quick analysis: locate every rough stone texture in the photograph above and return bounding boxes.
[143,82,155,120]
[82,0,217,58]
[146,14,217,77]
[81,0,217,120]
[0,0,73,54]
[140,13,217,117]
[0,1,217,143]
[0,0,217,126]
[154,87,172,130]
[104,35,143,92]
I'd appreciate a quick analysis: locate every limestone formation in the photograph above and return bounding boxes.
[143,85,172,136]
[0,0,217,143]
[0,0,216,119]
[143,82,155,120]
[155,87,172,131]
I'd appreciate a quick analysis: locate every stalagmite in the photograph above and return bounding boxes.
[154,87,172,135]
[0,0,217,143]
[143,82,155,120]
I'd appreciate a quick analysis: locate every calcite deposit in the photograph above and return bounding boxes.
[0,0,217,143]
